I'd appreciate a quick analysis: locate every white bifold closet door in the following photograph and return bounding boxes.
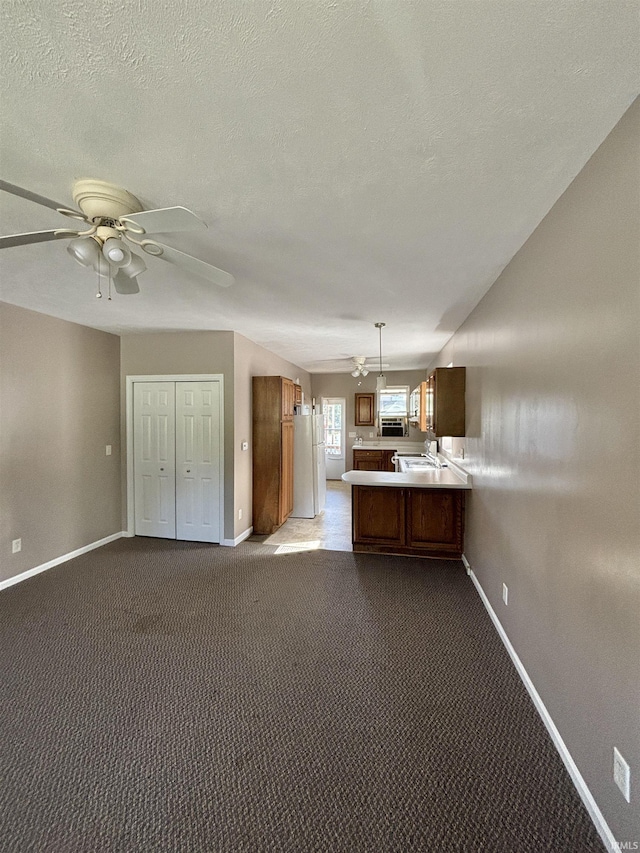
[133,381,221,542]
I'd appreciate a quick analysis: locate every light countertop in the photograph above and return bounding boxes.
[342,465,472,490]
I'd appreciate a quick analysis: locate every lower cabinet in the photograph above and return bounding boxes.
[352,485,465,559]
[352,449,395,471]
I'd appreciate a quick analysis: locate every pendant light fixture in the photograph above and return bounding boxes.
[375,322,386,391]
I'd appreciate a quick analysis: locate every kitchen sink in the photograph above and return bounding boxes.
[398,457,438,472]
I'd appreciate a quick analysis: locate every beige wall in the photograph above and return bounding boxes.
[233,333,310,539]
[429,100,640,840]
[120,331,309,541]
[0,303,121,583]
[311,370,428,471]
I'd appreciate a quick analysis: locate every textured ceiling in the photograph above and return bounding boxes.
[1,1,638,372]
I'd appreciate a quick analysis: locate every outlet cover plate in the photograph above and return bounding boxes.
[613,747,631,802]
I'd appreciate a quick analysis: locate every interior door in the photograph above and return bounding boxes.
[324,397,346,479]
[175,381,221,542]
[134,382,176,538]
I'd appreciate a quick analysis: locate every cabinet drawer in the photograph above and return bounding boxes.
[353,450,383,459]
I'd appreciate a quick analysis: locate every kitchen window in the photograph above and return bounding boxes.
[378,387,409,415]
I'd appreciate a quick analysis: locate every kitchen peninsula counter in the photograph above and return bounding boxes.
[342,462,471,559]
[342,466,471,490]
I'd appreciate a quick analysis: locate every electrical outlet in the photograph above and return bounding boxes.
[12,538,22,553]
[106,445,112,456]
[238,508,243,520]
[502,583,508,605]
[369,432,374,438]
[613,747,631,803]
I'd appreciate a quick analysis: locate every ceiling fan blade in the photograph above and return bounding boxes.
[121,206,207,235]
[112,270,140,294]
[0,180,85,217]
[143,240,234,287]
[0,229,79,249]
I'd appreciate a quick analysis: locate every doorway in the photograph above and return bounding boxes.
[126,375,224,543]
[323,397,346,480]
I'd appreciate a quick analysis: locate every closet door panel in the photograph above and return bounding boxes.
[175,381,221,542]
[133,382,176,538]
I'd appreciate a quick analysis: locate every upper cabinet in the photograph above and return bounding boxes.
[281,377,295,420]
[354,393,376,426]
[409,381,427,432]
[426,367,466,437]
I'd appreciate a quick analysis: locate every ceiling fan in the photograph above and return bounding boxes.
[349,355,389,377]
[0,178,234,296]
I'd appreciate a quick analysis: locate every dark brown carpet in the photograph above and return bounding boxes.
[0,538,605,852]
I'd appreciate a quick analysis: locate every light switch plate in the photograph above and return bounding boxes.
[106,445,112,456]
[614,747,631,802]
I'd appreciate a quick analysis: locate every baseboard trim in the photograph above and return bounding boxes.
[463,554,617,852]
[221,526,253,547]
[0,532,125,591]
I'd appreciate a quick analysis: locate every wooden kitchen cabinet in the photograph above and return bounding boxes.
[252,376,295,534]
[353,485,405,548]
[425,367,466,437]
[409,381,427,431]
[352,485,465,559]
[281,377,295,420]
[294,384,303,406]
[354,393,375,426]
[353,449,395,472]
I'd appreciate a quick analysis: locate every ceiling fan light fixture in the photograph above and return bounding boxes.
[351,368,360,377]
[361,367,369,377]
[102,237,131,267]
[119,252,147,279]
[67,236,100,267]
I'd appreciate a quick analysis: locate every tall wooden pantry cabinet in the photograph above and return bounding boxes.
[252,375,295,534]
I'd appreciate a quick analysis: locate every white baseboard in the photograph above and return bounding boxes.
[221,526,253,547]
[463,554,618,852]
[0,532,125,591]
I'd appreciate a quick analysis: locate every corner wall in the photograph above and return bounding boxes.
[0,303,121,583]
[430,99,640,842]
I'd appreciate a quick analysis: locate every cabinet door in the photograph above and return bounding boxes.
[281,378,295,420]
[279,419,294,522]
[353,486,405,546]
[294,384,303,405]
[355,393,375,426]
[427,368,465,437]
[425,374,435,434]
[418,381,427,432]
[406,489,464,555]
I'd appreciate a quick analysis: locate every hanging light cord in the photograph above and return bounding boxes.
[376,322,385,375]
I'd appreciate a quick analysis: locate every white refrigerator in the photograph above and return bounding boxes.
[292,413,326,518]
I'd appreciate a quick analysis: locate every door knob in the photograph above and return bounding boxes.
[186,469,191,473]
[160,467,164,471]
